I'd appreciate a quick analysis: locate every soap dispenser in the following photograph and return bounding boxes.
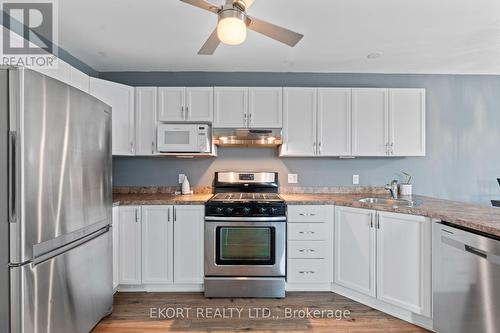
[181,176,191,195]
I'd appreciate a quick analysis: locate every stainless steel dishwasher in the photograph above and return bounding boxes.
[434,222,500,333]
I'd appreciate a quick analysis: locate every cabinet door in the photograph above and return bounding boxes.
[213,87,248,128]
[158,87,185,121]
[281,88,317,156]
[89,78,135,155]
[389,89,426,156]
[334,206,376,297]
[112,206,119,290]
[352,88,389,156]
[118,206,142,285]
[173,206,204,284]
[141,206,173,284]
[248,87,283,128]
[377,211,431,316]
[186,87,213,122]
[68,66,89,93]
[135,87,158,155]
[317,88,352,156]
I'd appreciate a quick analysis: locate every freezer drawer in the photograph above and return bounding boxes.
[10,229,112,333]
[434,223,500,333]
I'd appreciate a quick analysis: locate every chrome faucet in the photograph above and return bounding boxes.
[385,180,399,199]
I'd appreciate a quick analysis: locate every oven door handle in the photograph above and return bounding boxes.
[205,216,287,222]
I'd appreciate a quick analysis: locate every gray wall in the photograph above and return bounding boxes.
[109,72,500,205]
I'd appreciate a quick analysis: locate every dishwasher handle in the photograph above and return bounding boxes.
[465,245,487,259]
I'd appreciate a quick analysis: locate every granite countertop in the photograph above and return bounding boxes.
[113,192,500,238]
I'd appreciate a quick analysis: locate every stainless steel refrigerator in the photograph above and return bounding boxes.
[1,68,113,332]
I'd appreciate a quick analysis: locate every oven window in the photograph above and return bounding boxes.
[164,131,189,145]
[216,227,275,265]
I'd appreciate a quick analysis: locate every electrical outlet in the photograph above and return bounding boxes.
[352,174,360,185]
[288,174,298,184]
[178,174,185,184]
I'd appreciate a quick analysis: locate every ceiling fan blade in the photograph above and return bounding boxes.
[247,16,303,47]
[198,29,220,55]
[180,0,220,14]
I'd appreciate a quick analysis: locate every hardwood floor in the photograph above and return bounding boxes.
[93,292,427,333]
[93,292,429,333]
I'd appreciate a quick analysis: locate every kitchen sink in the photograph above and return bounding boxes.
[358,197,421,207]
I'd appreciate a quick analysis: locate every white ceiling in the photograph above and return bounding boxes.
[59,0,500,74]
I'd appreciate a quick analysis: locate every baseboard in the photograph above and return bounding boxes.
[331,284,434,331]
[117,284,203,292]
[286,283,332,292]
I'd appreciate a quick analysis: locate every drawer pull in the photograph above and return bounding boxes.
[299,213,316,217]
[298,271,316,274]
[298,249,315,253]
[298,231,316,235]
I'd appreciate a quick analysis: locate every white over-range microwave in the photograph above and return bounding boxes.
[157,123,211,153]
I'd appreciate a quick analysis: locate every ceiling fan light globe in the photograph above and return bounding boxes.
[217,16,247,45]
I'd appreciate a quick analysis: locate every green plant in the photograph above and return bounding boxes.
[402,172,412,184]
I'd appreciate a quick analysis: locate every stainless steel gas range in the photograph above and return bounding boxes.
[204,172,286,298]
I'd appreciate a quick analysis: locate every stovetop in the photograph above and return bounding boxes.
[209,192,284,203]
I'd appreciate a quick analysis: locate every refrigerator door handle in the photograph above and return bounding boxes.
[32,226,110,267]
[8,131,17,223]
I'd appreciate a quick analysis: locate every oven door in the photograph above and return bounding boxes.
[157,124,199,152]
[205,220,286,277]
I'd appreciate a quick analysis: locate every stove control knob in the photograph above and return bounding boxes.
[215,207,224,214]
[270,207,279,215]
[225,207,234,214]
[259,207,268,214]
[242,207,251,215]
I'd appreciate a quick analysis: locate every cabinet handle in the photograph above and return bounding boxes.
[249,113,252,125]
[385,142,389,155]
[390,142,394,155]
[130,142,134,154]
[173,207,176,222]
[135,208,140,223]
[244,113,247,127]
[318,142,322,155]
[299,213,316,217]
[298,231,315,235]
[370,216,374,228]
[313,141,316,154]
[186,106,189,120]
[151,141,155,155]
[299,271,315,275]
[298,249,315,253]
[376,214,380,229]
[181,106,184,119]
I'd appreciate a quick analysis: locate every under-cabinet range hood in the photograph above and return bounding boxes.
[213,128,282,147]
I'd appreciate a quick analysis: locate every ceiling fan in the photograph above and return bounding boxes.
[180,0,304,55]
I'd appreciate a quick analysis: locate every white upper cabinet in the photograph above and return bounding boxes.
[141,206,173,284]
[248,87,283,128]
[135,87,158,155]
[68,66,89,93]
[89,77,135,155]
[173,206,205,284]
[317,88,352,156]
[186,87,214,122]
[281,88,317,156]
[118,206,142,285]
[33,58,71,85]
[214,87,248,128]
[376,211,431,316]
[389,89,426,156]
[158,87,213,122]
[158,87,185,122]
[352,88,389,156]
[334,206,376,297]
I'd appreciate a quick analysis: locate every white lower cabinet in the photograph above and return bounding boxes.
[116,205,204,289]
[141,205,173,284]
[112,206,120,290]
[287,205,334,289]
[376,211,431,316]
[118,206,142,285]
[173,205,205,284]
[334,206,376,297]
[334,206,432,318]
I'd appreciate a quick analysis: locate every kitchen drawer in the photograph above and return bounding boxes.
[287,259,331,284]
[288,223,330,241]
[288,241,329,259]
[288,205,331,223]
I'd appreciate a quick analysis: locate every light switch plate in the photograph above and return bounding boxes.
[288,174,298,184]
[178,174,185,184]
[352,174,359,185]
